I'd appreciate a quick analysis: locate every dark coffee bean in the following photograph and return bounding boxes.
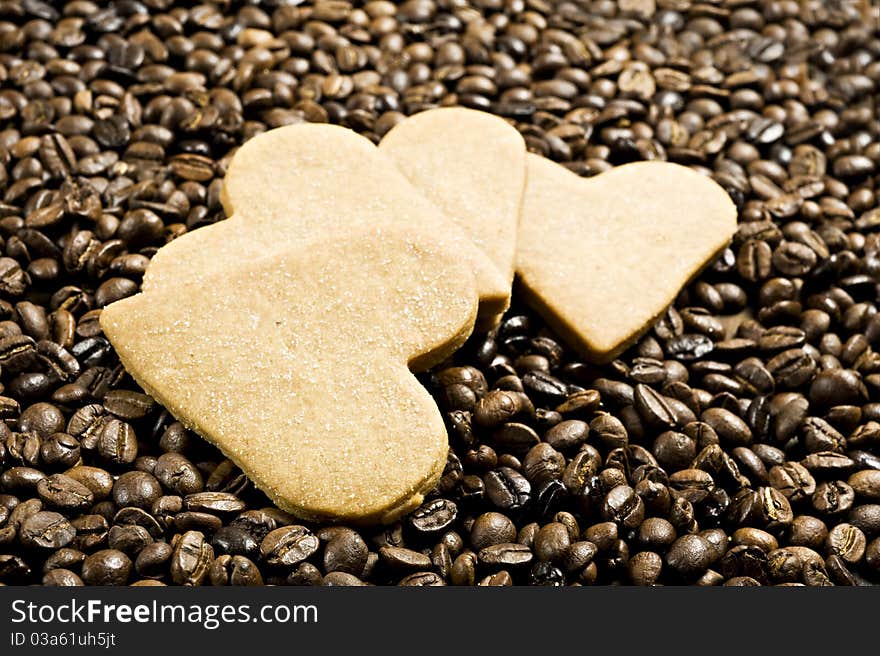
[36,474,93,513]
[113,507,162,539]
[721,545,769,584]
[633,384,677,428]
[321,528,367,576]
[42,568,84,587]
[522,371,568,404]
[701,407,752,446]
[768,462,816,502]
[766,349,817,389]
[260,526,319,568]
[826,523,866,564]
[534,522,571,563]
[485,467,530,511]
[97,419,138,465]
[628,551,663,586]
[64,466,113,501]
[544,420,588,451]
[171,531,213,586]
[153,452,204,496]
[212,526,259,558]
[409,498,457,534]
[19,402,65,437]
[810,369,864,407]
[173,512,222,535]
[478,542,533,568]
[184,492,246,515]
[802,417,846,453]
[601,485,644,530]
[849,470,880,500]
[211,554,264,586]
[112,471,162,510]
[492,422,540,453]
[666,534,714,577]
[1,466,46,493]
[81,549,132,586]
[669,469,715,504]
[652,431,696,470]
[103,390,154,420]
[812,481,856,515]
[474,390,533,428]
[846,505,880,536]
[40,433,81,470]
[20,511,75,550]
[108,524,152,557]
[379,546,432,572]
[802,451,855,475]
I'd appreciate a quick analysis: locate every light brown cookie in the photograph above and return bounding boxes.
[101,226,478,524]
[517,155,737,363]
[379,107,526,327]
[142,123,509,323]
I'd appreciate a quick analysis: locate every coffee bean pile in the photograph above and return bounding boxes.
[0,0,879,586]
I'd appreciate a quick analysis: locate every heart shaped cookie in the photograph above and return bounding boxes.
[516,155,737,363]
[141,124,509,324]
[379,107,526,327]
[101,226,478,524]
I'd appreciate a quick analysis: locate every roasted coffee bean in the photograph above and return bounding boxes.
[210,554,263,586]
[474,391,533,428]
[260,526,319,568]
[826,524,866,564]
[478,542,533,568]
[20,511,75,550]
[40,433,81,470]
[212,526,259,558]
[322,528,368,576]
[470,512,516,551]
[653,431,696,470]
[601,485,644,530]
[849,470,880,501]
[409,498,457,534]
[103,390,154,420]
[64,466,113,501]
[112,471,162,510]
[634,384,679,429]
[184,492,246,515]
[666,535,714,577]
[485,467,530,511]
[812,481,856,516]
[170,530,213,586]
[629,551,663,586]
[492,422,540,454]
[153,453,204,496]
[545,420,589,452]
[36,474,93,513]
[97,419,138,465]
[19,403,65,438]
[42,568,84,587]
[81,549,132,586]
[1,466,46,493]
[70,515,108,552]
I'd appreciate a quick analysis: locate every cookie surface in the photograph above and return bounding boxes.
[379,107,526,326]
[516,155,738,363]
[102,227,478,524]
[141,123,508,324]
